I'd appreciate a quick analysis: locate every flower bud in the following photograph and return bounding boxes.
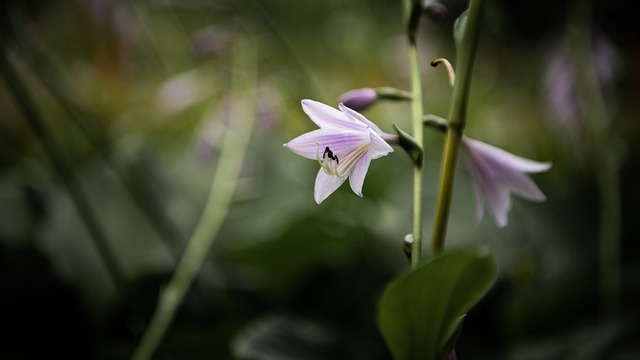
[374,86,413,101]
[338,88,378,111]
[423,1,448,21]
[393,124,424,168]
[403,234,414,261]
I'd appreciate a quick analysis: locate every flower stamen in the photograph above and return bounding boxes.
[316,142,341,177]
[334,143,369,178]
[315,141,370,179]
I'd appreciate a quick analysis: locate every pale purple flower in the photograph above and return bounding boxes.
[284,100,395,204]
[461,136,551,228]
[338,88,378,111]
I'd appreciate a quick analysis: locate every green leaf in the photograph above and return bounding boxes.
[377,248,497,360]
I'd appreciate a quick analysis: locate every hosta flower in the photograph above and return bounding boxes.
[284,99,395,204]
[461,136,551,228]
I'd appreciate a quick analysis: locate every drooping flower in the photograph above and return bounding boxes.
[461,136,551,228]
[284,99,395,204]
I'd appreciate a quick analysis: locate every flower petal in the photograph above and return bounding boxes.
[483,176,511,228]
[464,137,549,202]
[368,131,394,159]
[284,129,368,160]
[349,152,371,197]
[463,150,486,223]
[463,137,552,173]
[503,172,548,202]
[314,169,347,204]
[462,136,551,228]
[302,99,366,131]
[463,137,511,227]
[339,102,384,134]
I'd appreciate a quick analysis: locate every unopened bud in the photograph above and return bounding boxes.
[393,124,424,168]
[409,1,449,44]
[423,1,448,21]
[338,88,378,111]
[403,234,414,261]
[339,87,412,111]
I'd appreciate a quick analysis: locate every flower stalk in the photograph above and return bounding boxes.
[131,38,257,360]
[430,0,484,255]
[404,0,426,268]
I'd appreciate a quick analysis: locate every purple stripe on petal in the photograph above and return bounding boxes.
[314,169,347,204]
[284,129,368,160]
[349,152,371,197]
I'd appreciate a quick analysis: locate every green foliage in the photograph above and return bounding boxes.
[378,248,497,360]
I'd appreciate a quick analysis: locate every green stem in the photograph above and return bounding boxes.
[430,0,484,255]
[404,0,425,269]
[409,44,424,269]
[131,39,257,360]
[0,48,129,296]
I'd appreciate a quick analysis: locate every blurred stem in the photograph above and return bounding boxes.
[8,29,185,261]
[430,0,483,255]
[131,38,257,360]
[0,49,129,296]
[404,0,425,269]
[573,4,621,320]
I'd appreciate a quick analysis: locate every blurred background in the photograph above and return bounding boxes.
[1,0,639,359]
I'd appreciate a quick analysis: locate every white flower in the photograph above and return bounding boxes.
[284,99,395,204]
[461,136,552,228]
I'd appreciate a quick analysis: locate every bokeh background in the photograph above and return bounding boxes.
[1,0,639,359]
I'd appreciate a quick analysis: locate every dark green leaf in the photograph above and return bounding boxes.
[377,248,497,360]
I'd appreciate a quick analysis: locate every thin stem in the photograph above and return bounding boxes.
[410,44,424,269]
[131,38,257,360]
[404,0,425,269]
[0,49,129,296]
[430,0,484,255]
